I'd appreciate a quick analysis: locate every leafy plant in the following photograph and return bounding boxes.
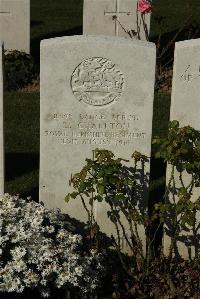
[4,50,36,90]
[153,120,200,259]
[66,149,154,275]
[0,194,103,297]
[65,121,200,297]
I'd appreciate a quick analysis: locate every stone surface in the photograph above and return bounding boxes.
[0,43,4,195]
[83,0,151,40]
[40,35,156,249]
[165,39,200,258]
[0,0,30,53]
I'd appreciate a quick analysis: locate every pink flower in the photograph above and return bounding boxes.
[137,0,152,14]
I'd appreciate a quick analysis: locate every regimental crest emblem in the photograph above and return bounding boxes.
[71,57,125,106]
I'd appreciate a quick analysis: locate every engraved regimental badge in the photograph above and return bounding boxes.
[71,57,124,106]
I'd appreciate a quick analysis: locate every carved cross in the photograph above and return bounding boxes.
[104,0,131,36]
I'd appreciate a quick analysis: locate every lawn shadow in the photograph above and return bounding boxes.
[164,193,200,259]
[31,20,44,27]
[5,152,39,200]
[0,289,73,299]
[5,152,39,181]
[31,26,83,64]
[150,22,200,67]
[149,157,200,259]
[149,157,166,256]
[21,186,39,202]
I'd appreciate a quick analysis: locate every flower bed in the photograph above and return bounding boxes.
[0,194,103,297]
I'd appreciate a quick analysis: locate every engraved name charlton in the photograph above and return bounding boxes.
[71,57,125,106]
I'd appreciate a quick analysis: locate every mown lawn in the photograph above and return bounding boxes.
[4,0,200,196]
[151,0,200,37]
[4,92,39,197]
[1,2,199,299]
[4,91,170,197]
[30,0,200,40]
[30,0,200,63]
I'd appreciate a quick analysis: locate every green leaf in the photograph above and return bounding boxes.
[170,120,179,128]
[65,194,71,203]
[94,195,103,202]
[97,184,105,195]
[70,191,79,199]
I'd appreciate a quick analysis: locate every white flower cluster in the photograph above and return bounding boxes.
[0,194,104,297]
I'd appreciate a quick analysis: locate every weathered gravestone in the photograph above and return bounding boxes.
[165,39,200,258]
[40,35,156,248]
[0,43,4,195]
[0,0,30,53]
[83,0,151,40]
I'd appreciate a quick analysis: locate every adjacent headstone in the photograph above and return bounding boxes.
[0,0,30,53]
[40,35,156,249]
[165,39,200,258]
[83,0,151,40]
[0,43,4,195]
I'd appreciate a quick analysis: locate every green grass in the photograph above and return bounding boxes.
[29,0,200,63]
[30,0,200,43]
[151,0,200,37]
[30,0,83,62]
[5,0,200,196]
[152,92,171,138]
[4,92,39,197]
[4,91,171,197]
[5,92,39,153]
[0,4,198,299]
[31,0,83,40]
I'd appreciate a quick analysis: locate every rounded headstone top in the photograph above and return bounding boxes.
[40,35,156,50]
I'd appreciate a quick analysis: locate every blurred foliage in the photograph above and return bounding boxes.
[4,51,36,90]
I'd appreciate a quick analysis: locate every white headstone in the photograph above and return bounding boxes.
[0,43,4,195]
[40,35,156,249]
[83,0,151,40]
[165,39,200,258]
[0,0,30,53]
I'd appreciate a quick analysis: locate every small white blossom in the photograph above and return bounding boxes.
[0,194,104,297]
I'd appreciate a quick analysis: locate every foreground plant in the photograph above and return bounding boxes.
[0,194,103,297]
[4,50,36,90]
[66,143,200,298]
[153,120,200,259]
[66,149,152,274]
